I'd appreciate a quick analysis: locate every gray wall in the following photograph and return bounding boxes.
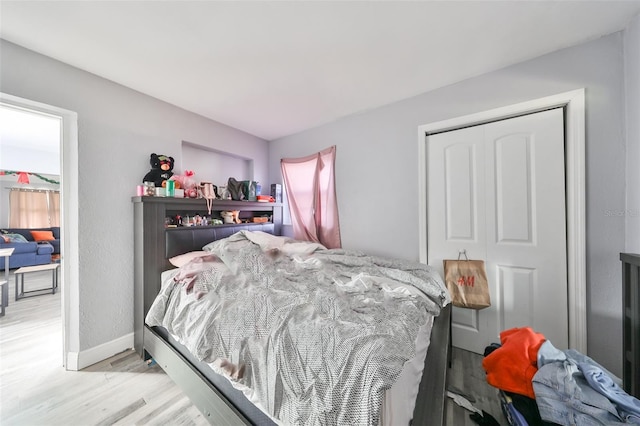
[270,33,630,375]
[626,14,640,253]
[2,24,636,375]
[0,39,269,351]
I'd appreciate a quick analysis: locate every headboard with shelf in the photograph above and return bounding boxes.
[621,252,640,398]
[132,195,283,355]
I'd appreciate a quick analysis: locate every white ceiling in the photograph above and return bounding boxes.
[2,1,640,141]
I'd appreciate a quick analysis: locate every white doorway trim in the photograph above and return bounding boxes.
[417,89,586,353]
[0,92,80,370]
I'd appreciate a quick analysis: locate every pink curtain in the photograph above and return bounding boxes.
[281,146,341,248]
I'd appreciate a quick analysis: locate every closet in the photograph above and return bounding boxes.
[426,108,568,354]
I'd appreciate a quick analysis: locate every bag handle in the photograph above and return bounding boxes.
[457,249,469,261]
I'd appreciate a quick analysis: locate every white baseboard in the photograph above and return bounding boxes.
[66,333,134,371]
[66,351,80,371]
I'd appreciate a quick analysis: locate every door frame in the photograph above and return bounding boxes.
[417,89,586,353]
[1,92,80,370]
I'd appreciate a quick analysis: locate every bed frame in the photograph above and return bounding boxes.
[621,252,640,398]
[133,196,450,425]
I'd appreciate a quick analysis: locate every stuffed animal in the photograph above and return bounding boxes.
[143,153,174,187]
[172,170,198,197]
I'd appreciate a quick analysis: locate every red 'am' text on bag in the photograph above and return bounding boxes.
[457,276,475,287]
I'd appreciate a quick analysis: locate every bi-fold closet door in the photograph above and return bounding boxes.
[427,108,568,354]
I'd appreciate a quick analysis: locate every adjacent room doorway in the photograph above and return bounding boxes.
[0,92,80,370]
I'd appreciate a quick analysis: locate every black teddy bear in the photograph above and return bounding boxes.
[143,153,174,187]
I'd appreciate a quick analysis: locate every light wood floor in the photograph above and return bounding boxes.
[1,268,503,426]
[445,347,504,425]
[0,269,207,426]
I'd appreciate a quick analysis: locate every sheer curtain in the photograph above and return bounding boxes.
[49,191,61,227]
[9,189,60,228]
[281,146,341,248]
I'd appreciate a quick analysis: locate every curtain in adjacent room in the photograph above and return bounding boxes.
[49,191,60,227]
[8,188,60,228]
[281,145,341,248]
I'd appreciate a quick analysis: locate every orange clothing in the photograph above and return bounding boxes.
[481,327,546,399]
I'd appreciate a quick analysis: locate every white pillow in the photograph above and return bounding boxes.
[169,251,211,267]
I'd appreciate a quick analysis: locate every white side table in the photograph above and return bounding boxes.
[0,248,15,316]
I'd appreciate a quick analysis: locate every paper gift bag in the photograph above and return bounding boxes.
[443,257,491,309]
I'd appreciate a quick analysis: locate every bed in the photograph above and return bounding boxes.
[133,196,452,425]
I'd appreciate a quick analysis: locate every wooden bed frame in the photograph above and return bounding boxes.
[133,196,450,425]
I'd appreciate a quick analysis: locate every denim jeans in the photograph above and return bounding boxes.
[580,362,640,422]
[533,361,626,425]
[533,341,637,425]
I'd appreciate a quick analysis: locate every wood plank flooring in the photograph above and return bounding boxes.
[1,268,504,425]
[0,269,207,426]
[445,347,504,425]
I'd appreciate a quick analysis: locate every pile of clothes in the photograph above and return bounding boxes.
[482,327,640,425]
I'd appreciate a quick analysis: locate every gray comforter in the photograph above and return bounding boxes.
[146,231,449,425]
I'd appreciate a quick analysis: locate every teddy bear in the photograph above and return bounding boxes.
[143,153,174,187]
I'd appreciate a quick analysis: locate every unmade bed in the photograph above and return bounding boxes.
[133,196,452,425]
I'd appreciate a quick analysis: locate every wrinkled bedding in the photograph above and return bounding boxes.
[146,231,450,425]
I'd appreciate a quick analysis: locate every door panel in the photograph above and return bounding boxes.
[497,265,536,329]
[428,125,488,351]
[427,108,568,354]
[444,144,477,240]
[495,134,533,244]
[453,308,480,332]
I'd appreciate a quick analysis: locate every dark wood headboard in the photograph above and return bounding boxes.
[132,196,282,356]
[621,252,640,397]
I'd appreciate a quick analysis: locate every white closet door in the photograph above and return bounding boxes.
[427,108,568,354]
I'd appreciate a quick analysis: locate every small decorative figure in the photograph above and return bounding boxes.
[220,211,235,224]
